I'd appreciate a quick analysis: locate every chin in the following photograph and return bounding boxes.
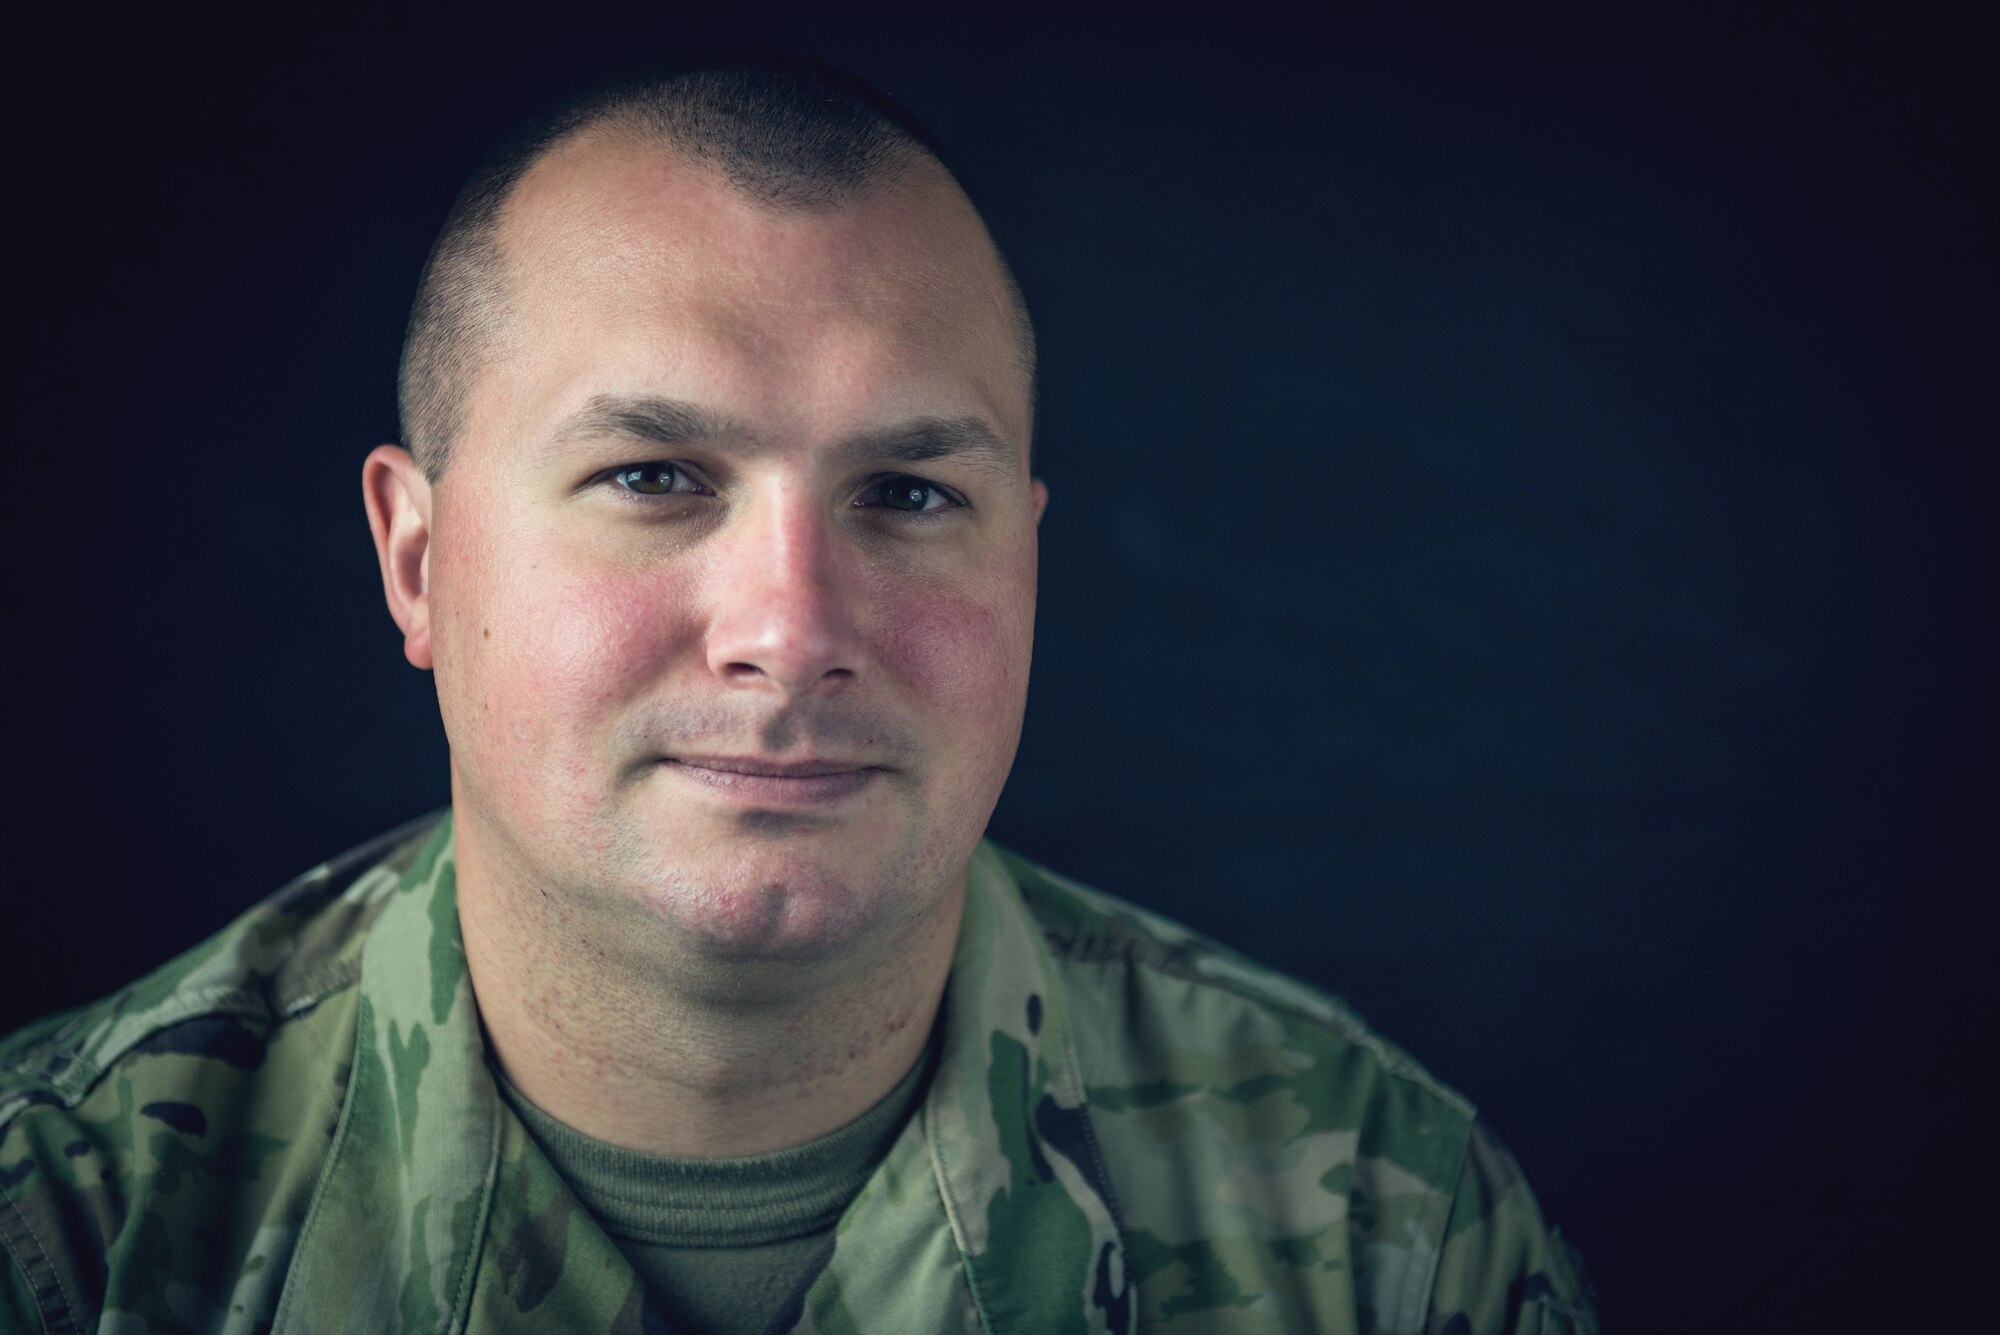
[635,848,907,964]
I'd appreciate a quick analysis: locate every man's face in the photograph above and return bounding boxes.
[410,134,1044,969]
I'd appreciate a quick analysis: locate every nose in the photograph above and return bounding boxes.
[702,488,868,695]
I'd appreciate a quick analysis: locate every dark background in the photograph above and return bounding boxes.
[7,8,1990,1331]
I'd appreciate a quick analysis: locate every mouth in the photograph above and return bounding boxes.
[660,755,884,806]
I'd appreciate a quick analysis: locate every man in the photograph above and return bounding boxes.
[0,61,1596,1334]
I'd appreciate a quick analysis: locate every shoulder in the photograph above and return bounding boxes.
[1430,1118,1600,1334]
[0,812,443,1115]
[992,843,1595,1334]
[0,813,446,1331]
[995,841,1472,1129]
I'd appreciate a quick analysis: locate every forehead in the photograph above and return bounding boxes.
[485,130,1025,445]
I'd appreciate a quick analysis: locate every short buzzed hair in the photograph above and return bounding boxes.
[398,58,1036,479]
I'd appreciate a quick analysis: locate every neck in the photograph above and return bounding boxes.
[454,833,964,1159]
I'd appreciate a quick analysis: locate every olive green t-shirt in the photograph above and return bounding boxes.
[495,1047,933,1335]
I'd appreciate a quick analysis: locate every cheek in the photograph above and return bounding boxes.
[433,522,700,775]
[871,575,1035,755]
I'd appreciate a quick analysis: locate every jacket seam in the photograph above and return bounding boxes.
[919,1103,995,1334]
[1406,1123,1475,1331]
[268,992,373,1335]
[41,988,271,1085]
[443,1087,502,1334]
[1042,928,1352,1033]
[0,1182,78,1335]
[1060,1043,1130,1257]
[276,962,364,1018]
[8,973,360,1112]
[1041,926,1473,1118]
[1060,1047,1135,1334]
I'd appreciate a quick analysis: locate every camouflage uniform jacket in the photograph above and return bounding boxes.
[1,813,1596,1334]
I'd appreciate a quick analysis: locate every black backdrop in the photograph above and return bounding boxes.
[6,9,1990,1332]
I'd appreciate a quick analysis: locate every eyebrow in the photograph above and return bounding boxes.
[552,395,746,450]
[840,415,1019,476]
[546,394,1021,476]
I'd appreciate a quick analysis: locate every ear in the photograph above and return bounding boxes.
[362,445,436,670]
[1030,478,1050,527]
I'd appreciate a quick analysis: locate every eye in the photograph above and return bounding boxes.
[610,462,706,496]
[858,475,964,514]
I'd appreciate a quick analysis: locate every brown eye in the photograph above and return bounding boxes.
[864,475,961,513]
[879,478,935,511]
[614,463,683,495]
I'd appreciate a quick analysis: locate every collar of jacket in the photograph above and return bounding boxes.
[270,815,1134,1335]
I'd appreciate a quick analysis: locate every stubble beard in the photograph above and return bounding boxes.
[537,758,969,1009]
[454,678,1006,1010]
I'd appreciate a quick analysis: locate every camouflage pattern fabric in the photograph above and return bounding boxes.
[1,813,1597,1333]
